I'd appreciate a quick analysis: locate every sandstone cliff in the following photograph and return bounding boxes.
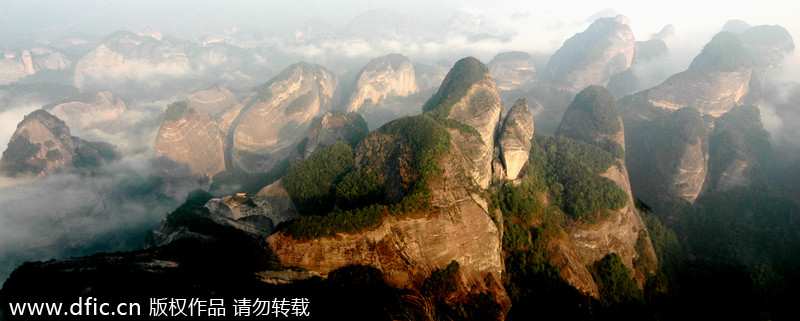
[545,15,635,91]
[268,144,509,313]
[1,110,116,177]
[498,99,534,180]
[187,85,237,117]
[230,62,337,172]
[0,48,72,84]
[155,101,226,178]
[556,86,625,159]
[49,91,127,133]
[345,53,419,113]
[300,111,368,159]
[73,30,191,90]
[424,57,503,189]
[553,86,657,294]
[488,51,537,91]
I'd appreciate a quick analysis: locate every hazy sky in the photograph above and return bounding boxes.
[1,0,797,45]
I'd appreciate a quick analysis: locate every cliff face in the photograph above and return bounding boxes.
[0,48,72,84]
[301,111,368,159]
[488,51,537,91]
[623,103,712,204]
[554,86,657,294]
[498,99,534,180]
[345,53,419,113]
[73,30,191,90]
[545,15,635,91]
[49,91,127,133]
[707,105,771,194]
[643,32,756,116]
[268,148,508,310]
[155,102,226,178]
[230,62,337,172]
[425,57,503,189]
[556,86,625,158]
[187,85,237,117]
[1,110,115,177]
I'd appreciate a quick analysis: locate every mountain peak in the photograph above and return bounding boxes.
[422,56,490,116]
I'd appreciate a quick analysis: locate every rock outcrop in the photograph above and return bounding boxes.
[1,110,115,177]
[345,53,418,113]
[0,48,72,84]
[556,86,625,158]
[654,108,710,203]
[230,62,337,172]
[73,30,191,90]
[643,32,752,116]
[187,85,237,116]
[155,101,226,178]
[300,111,368,159]
[545,15,635,91]
[424,57,503,189]
[554,86,657,292]
[268,143,508,313]
[49,91,127,133]
[707,105,771,193]
[487,51,537,91]
[498,99,534,180]
[641,27,793,117]
[633,39,669,64]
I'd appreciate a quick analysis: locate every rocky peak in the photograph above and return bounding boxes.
[556,86,625,159]
[738,25,795,69]
[545,15,635,91]
[643,32,753,116]
[187,85,237,117]
[498,99,534,180]
[487,51,537,91]
[423,56,503,188]
[722,20,752,34]
[49,91,127,133]
[155,101,226,178]
[345,53,419,113]
[651,24,675,40]
[655,107,711,203]
[230,62,337,173]
[633,39,668,64]
[552,87,657,292]
[301,111,368,159]
[1,110,115,177]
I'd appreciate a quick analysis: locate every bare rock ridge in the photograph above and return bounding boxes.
[424,56,503,189]
[155,101,226,178]
[230,62,337,173]
[554,85,657,294]
[498,99,534,180]
[49,91,128,133]
[488,51,537,91]
[545,15,635,91]
[345,53,419,113]
[1,110,116,178]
